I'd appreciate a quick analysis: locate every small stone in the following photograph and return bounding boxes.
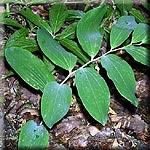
[87,126,100,136]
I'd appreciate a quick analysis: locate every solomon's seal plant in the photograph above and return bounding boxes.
[1,1,150,149]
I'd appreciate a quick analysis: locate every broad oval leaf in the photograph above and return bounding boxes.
[124,45,150,67]
[101,54,138,106]
[37,28,77,71]
[131,23,150,44]
[41,82,72,128]
[75,68,110,126]
[18,120,49,150]
[19,8,52,34]
[77,5,107,58]
[49,3,68,34]
[110,16,137,49]
[5,47,55,91]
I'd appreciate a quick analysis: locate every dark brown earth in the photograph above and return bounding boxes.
[0,2,150,150]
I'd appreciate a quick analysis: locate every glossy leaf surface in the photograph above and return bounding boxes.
[101,54,138,106]
[110,16,137,49]
[41,82,72,128]
[37,29,77,71]
[18,120,49,150]
[5,47,54,91]
[49,3,67,34]
[131,23,150,44]
[124,45,150,67]
[19,8,52,34]
[77,5,106,58]
[75,68,110,126]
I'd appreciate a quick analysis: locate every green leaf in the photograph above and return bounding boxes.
[5,28,28,47]
[131,23,150,44]
[8,39,38,52]
[59,38,90,63]
[142,2,150,11]
[124,45,150,67]
[101,54,138,106]
[5,47,55,91]
[49,3,67,34]
[66,10,85,21]
[43,56,55,73]
[1,18,23,28]
[110,16,137,49]
[77,5,107,58]
[5,29,39,52]
[129,8,147,23]
[37,29,77,71]
[19,8,52,34]
[18,120,49,150]
[75,68,110,126]
[114,0,132,15]
[41,82,72,128]
[56,22,77,40]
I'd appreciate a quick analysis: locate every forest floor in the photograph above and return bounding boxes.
[0,2,150,150]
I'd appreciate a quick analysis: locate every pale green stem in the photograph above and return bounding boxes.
[61,45,127,85]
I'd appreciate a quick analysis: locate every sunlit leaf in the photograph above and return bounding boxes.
[18,120,49,150]
[77,5,106,58]
[110,16,137,49]
[124,45,150,67]
[49,3,67,34]
[5,47,55,91]
[101,54,138,106]
[37,29,77,71]
[75,67,110,126]
[41,82,72,128]
[131,23,150,44]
